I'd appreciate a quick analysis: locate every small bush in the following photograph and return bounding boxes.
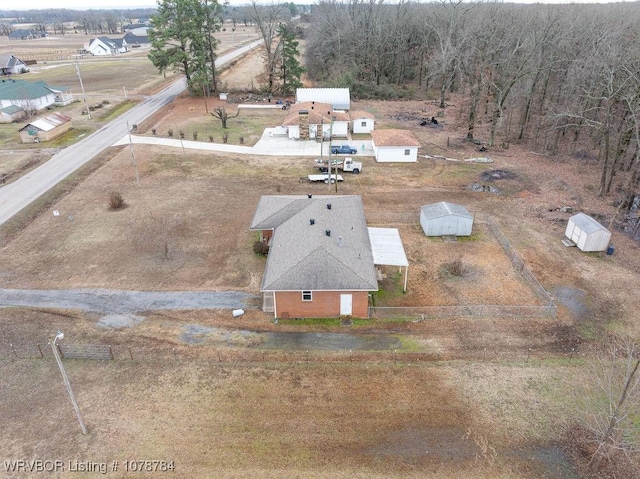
[102,99,110,105]
[109,191,125,210]
[192,130,198,140]
[239,136,244,144]
[222,133,228,144]
[209,135,214,142]
[168,129,174,137]
[441,257,471,278]
[253,241,269,255]
[179,131,185,139]
[151,128,156,135]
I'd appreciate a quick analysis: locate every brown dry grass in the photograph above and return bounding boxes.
[1,45,639,478]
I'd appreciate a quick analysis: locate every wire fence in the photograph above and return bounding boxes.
[0,341,580,364]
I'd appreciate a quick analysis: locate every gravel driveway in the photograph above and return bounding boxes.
[0,289,259,314]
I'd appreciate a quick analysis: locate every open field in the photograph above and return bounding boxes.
[1,45,640,478]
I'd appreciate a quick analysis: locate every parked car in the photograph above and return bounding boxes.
[331,144,358,155]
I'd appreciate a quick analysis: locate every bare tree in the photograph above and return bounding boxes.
[577,336,640,470]
[211,106,240,129]
[249,0,288,94]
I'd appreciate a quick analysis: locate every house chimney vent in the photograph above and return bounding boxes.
[310,219,315,225]
[325,230,331,237]
[307,194,312,198]
[327,203,332,210]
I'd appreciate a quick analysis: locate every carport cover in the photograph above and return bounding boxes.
[367,227,408,266]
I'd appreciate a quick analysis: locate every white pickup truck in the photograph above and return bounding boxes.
[307,173,344,184]
[314,157,362,174]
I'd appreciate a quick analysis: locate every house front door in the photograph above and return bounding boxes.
[340,294,353,316]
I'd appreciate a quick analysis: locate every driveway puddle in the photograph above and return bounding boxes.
[554,286,589,320]
[255,331,403,351]
[179,326,404,351]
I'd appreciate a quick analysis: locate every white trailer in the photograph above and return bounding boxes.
[307,173,344,184]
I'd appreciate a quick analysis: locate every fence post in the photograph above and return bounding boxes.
[173,348,177,360]
[37,344,44,358]
[109,346,114,360]
[10,343,17,358]
[527,347,531,362]
[129,348,133,360]
[217,349,221,362]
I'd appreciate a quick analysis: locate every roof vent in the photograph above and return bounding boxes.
[327,203,332,210]
[307,194,312,199]
[310,219,315,225]
[337,236,342,246]
[325,230,331,237]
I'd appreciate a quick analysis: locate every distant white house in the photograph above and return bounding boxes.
[0,105,25,123]
[350,110,375,134]
[0,54,30,75]
[87,36,129,55]
[370,129,420,162]
[296,88,350,111]
[282,101,349,140]
[420,202,474,237]
[565,213,612,252]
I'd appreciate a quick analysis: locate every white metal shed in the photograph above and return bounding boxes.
[565,213,611,252]
[296,88,350,110]
[420,202,473,237]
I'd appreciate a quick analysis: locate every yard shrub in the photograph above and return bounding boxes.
[108,191,125,210]
[179,131,185,139]
[209,135,214,142]
[168,129,173,137]
[239,136,244,144]
[151,128,156,135]
[193,131,198,140]
[253,241,269,255]
[223,133,228,143]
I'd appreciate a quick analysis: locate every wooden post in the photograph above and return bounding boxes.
[129,348,133,360]
[37,344,44,358]
[10,343,17,358]
[108,346,114,360]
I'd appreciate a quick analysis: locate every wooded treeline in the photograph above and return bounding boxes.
[305,1,640,209]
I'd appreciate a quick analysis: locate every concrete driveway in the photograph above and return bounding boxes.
[0,288,259,314]
[116,128,375,157]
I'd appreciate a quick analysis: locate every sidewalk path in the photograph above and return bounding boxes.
[0,288,259,314]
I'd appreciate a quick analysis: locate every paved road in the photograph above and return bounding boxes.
[0,288,259,313]
[0,40,264,227]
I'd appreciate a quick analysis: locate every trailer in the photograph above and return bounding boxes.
[307,173,344,184]
[314,157,362,174]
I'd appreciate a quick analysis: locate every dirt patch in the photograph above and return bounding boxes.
[480,169,518,181]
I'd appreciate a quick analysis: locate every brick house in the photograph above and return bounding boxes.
[250,195,379,319]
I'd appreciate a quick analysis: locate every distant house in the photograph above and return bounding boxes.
[8,29,46,40]
[250,195,379,319]
[565,213,612,252]
[87,36,129,55]
[123,31,150,48]
[370,129,420,162]
[296,88,350,111]
[282,101,349,140]
[420,202,474,237]
[0,79,73,111]
[350,110,375,134]
[18,112,72,143]
[0,105,25,123]
[0,54,30,75]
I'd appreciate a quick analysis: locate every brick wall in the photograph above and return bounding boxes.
[274,290,369,319]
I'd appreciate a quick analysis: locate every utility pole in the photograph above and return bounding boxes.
[51,331,87,435]
[126,122,140,187]
[327,113,333,192]
[75,62,91,119]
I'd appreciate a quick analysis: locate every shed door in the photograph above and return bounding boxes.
[442,219,458,235]
[340,294,353,316]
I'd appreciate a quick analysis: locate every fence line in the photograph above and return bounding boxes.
[0,341,579,364]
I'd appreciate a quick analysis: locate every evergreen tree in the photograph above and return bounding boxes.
[149,0,222,96]
[278,24,304,95]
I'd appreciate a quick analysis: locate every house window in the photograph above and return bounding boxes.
[404,149,411,155]
[302,291,312,301]
[361,121,367,127]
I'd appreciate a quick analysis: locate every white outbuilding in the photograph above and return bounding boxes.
[370,129,420,163]
[420,202,474,237]
[565,213,611,252]
[296,88,350,111]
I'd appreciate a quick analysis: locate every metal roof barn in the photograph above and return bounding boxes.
[420,202,474,237]
[565,213,611,252]
[296,88,350,110]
